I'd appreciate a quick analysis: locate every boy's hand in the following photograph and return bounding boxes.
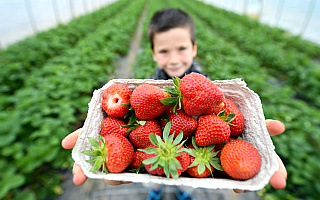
[62,120,287,189]
[234,119,287,193]
[61,129,130,186]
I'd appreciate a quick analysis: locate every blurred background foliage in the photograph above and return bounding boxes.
[1,0,320,199]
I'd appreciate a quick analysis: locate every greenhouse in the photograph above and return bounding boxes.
[1,0,320,200]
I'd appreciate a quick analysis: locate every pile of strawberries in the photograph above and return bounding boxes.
[82,73,261,181]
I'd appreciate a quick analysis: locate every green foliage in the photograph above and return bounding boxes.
[1,0,320,199]
[0,0,147,199]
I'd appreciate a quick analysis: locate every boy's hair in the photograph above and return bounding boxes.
[148,8,196,50]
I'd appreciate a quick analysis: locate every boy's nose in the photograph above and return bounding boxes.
[168,52,180,65]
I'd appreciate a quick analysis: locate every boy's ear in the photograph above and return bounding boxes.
[192,42,198,58]
[151,50,157,62]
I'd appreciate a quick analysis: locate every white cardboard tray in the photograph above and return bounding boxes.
[72,78,279,191]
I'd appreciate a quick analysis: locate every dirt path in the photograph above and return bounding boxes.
[113,1,148,79]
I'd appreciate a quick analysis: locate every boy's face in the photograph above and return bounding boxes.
[152,27,197,78]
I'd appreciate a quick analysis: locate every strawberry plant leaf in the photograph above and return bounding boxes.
[209,161,224,171]
[205,163,213,174]
[92,157,103,172]
[88,137,100,150]
[138,121,146,126]
[142,156,159,165]
[206,145,216,152]
[188,159,200,168]
[86,157,99,163]
[122,102,131,107]
[169,162,179,180]
[82,150,96,157]
[163,122,171,142]
[191,137,199,151]
[163,86,178,96]
[217,109,226,117]
[149,133,158,146]
[198,163,206,175]
[160,97,178,106]
[173,158,182,170]
[139,147,158,154]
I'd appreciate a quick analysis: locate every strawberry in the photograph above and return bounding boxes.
[161,73,224,116]
[130,84,171,120]
[220,140,261,180]
[100,117,129,137]
[160,108,197,139]
[130,150,146,170]
[102,84,132,118]
[186,137,223,178]
[139,122,190,179]
[195,114,231,146]
[129,120,162,149]
[82,133,134,173]
[215,98,244,136]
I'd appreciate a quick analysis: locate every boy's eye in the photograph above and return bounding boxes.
[179,47,186,51]
[159,50,168,54]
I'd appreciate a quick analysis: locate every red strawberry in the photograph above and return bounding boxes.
[129,120,162,149]
[130,84,171,120]
[100,117,129,137]
[162,73,225,116]
[186,137,223,178]
[220,140,261,180]
[82,133,134,173]
[180,73,224,116]
[130,150,146,170]
[140,122,190,179]
[215,98,244,136]
[160,108,197,139]
[102,84,131,118]
[195,115,230,146]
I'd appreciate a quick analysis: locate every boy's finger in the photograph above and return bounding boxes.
[61,128,82,149]
[265,119,285,136]
[269,154,287,189]
[72,162,87,186]
[100,179,132,185]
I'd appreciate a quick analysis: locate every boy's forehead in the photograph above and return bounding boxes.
[153,27,192,42]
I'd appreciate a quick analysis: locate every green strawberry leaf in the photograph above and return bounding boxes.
[205,163,213,174]
[138,121,146,126]
[160,97,179,106]
[209,161,224,171]
[169,162,179,180]
[85,157,99,163]
[82,150,97,157]
[163,122,171,142]
[163,86,179,96]
[198,163,206,175]
[143,156,160,165]
[91,157,104,172]
[149,133,158,146]
[88,137,100,150]
[139,147,158,154]
[122,102,131,107]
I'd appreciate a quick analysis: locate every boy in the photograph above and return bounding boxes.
[62,8,287,199]
[147,8,203,80]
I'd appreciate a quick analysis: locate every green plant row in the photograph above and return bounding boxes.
[183,0,320,109]
[198,5,320,59]
[0,0,147,199]
[0,0,131,95]
[132,0,320,199]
